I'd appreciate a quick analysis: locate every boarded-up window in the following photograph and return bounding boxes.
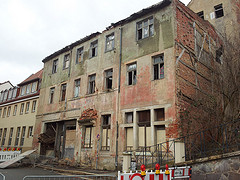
[138,110,150,126]
[83,126,94,148]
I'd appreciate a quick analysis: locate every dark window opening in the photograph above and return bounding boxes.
[76,47,84,64]
[214,4,224,18]
[105,69,113,90]
[90,40,98,58]
[155,108,165,121]
[137,16,154,40]
[61,84,67,101]
[138,110,150,127]
[127,63,137,85]
[197,11,204,19]
[52,59,58,74]
[88,74,96,94]
[153,55,164,80]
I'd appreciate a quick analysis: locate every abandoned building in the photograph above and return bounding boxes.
[0,69,42,152]
[33,0,223,170]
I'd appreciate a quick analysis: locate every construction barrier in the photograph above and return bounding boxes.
[118,166,191,180]
[0,173,5,180]
[0,151,21,162]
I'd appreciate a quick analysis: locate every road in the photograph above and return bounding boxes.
[0,167,60,180]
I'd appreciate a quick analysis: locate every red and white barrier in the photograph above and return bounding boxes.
[118,165,191,180]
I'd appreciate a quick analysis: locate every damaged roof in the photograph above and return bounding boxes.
[42,0,172,63]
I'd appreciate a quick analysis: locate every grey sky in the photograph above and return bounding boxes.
[0,0,191,85]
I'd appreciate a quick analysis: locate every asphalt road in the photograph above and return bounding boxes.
[0,167,60,180]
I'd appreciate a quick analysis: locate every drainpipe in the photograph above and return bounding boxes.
[115,27,123,170]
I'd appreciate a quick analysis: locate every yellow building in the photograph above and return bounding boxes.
[0,69,42,152]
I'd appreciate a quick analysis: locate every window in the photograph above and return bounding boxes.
[2,107,6,118]
[76,47,84,64]
[216,46,223,63]
[90,40,98,58]
[31,82,37,92]
[49,87,55,104]
[105,33,114,52]
[8,128,13,146]
[52,59,58,74]
[21,85,26,96]
[214,4,224,18]
[101,115,111,151]
[197,11,204,19]
[105,69,113,90]
[60,84,67,101]
[74,79,80,97]
[13,105,17,116]
[20,126,26,146]
[26,84,31,94]
[137,16,154,40]
[25,102,30,113]
[88,74,96,94]
[12,88,17,98]
[32,100,37,112]
[15,127,21,146]
[3,90,8,101]
[1,128,7,146]
[20,103,24,115]
[155,108,165,121]
[127,63,137,85]
[126,112,133,123]
[83,126,94,148]
[63,54,70,69]
[28,126,33,137]
[7,106,11,117]
[0,92,4,102]
[153,54,164,80]
[8,89,13,100]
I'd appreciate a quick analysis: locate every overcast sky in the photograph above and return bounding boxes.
[0,0,191,86]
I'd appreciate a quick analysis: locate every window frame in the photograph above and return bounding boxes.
[25,102,30,114]
[32,100,37,113]
[153,54,164,80]
[60,84,67,101]
[52,59,58,74]
[88,74,96,94]
[20,126,26,146]
[1,128,7,146]
[101,115,111,151]
[197,11,204,19]
[2,107,7,118]
[214,4,224,19]
[8,127,14,146]
[83,125,94,148]
[136,16,154,40]
[49,87,55,104]
[20,103,24,115]
[127,63,137,85]
[89,40,98,58]
[76,47,84,64]
[7,106,11,117]
[13,105,17,116]
[105,33,115,52]
[28,126,33,137]
[15,127,21,146]
[74,79,81,98]
[63,54,70,69]
[104,68,113,90]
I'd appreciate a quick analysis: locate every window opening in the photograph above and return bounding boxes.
[88,74,96,94]
[60,84,67,101]
[7,106,11,117]
[153,55,164,80]
[32,100,37,112]
[13,105,17,116]
[52,59,58,74]
[15,127,21,146]
[63,54,70,69]
[76,47,84,64]
[127,63,137,85]
[214,4,224,18]
[105,69,113,90]
[20,103,24,115]
[137,16,154,40]
[20,126,26,146]
[1,128,7,146]
[74,79,80,97]
[49,87,55,104]
[106,33,115,51]
[25,102,30,113]
[8,128,13,146]
[101,115,111,151]
[197,11,204,19]
[90,40,98,58]
[126,112,133,123]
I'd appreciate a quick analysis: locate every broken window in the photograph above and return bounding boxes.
[105,69,113,90]
[1,128,7,146]
[137,16,154,40]
[153,54,164,80]
[83,126,94,148]
[216,46,223,64]
[63,54,70,69]
[90,40,98,58]
[101,115,111,151]
[32,100,37,113]
[105,33,114,52]
[20,126,26,146]
[20,103,24,115]
[127,63,137,85]
[28,126,33,137]
[197,11,204,19]
[74,79,80,97]
[155,108,165,121]
[49,87,55,104]
[15,127,21,146]
[214,4,224,18]
[25,102,30,114]
[60,84,67,101]
[7,106,11,117]
[76,47,84,64]
[8,128,13,146]
[125,112,133,123]
[52,59,58,74]
[13,105,17,116]
[31,82,37,92]
[126,127,133,151]
[2,107,6,118]
[88,74,96,94]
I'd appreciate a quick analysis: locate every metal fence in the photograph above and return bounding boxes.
[23,175,117,180]
[133,119,240,169]
[0,173,5,180]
